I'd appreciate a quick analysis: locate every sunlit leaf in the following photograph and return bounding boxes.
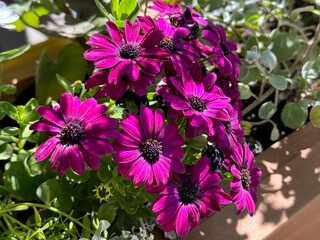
[281,102,308,129]
[258,101,277,119]
[310,105,320,128]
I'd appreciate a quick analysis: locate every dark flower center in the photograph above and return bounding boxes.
[158,37,174,52]
[178,178,201,205]
[220,44,230,56]
[241,169,251,189]
[184,22,199,40]
[120,44,139,59]
[140,138,162,162]
[222,121,231,130]
[204,145,225,173]
[189,96,206,112]
[60,122,83,145]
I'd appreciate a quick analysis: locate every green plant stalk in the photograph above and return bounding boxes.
[4,213,34,232]
[242,87,275,116]
[289,23,320,79]
[5,203,95,235]
[198,54,217,64]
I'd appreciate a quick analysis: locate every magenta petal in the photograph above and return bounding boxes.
[66,146,85,175]
[86,33,117,49]
[81,138,113,156]
[80,146,101,170]
[152,161,170,186]
[29,120,60,133]
[106,21,123,44]
[36,106,65,127]
[95,56,122,69]
[124,20,139,43]
[34,137,58,161]
[85,71,108,89]
[140,107,154,138]
[59,93,75,122]
[120,114,144,141]
[133,161,151,186]
[113,149,141,163]
[175,205,191,238]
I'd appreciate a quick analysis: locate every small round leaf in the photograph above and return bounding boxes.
[310,105,320,128]
[281,102,308,129]
[258,101,277,119]
[269,75,288,90]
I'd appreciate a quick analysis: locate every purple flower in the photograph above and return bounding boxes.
[208,107,244,153]
[113,107,185,192]
[149,0,181,17]
[138,16,199,76]
[202,23,241,77]
[158,73,231,137]
[229,143,262,216]
[30,93,119,175]
[151,156,231,238]
[84,20,170,99]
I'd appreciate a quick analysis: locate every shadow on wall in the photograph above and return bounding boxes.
[185,122,320,240]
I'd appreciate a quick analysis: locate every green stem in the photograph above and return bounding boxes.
[4,213,34,232]
[198,54,217,64]
[242,87,275,116]
[8,203,94,235]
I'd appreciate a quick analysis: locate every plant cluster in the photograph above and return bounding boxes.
[0,0,319,239]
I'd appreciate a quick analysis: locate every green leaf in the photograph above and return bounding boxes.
[281,102,308,129]
[259,50,277,72]
[94,0,114,20]
[269,75,288,90]
[291,5,315,19]
[110,0,120,19]
[21,10,40,28]
[56,74,73,93]
[36,42,88,104]
[269,33,301,61]
[111,179,126,196]
[119,0,139,20]
[0,101,17,120]
[270,125,280,141]
[4,161,45,200]
[244,37,259,53]
[2,127,20,136]
[187,135,207,150]
[0,44,30,62]
[97,203,117,223]
[0,84,17,95]
[0,143,13,160]
[23,153,45,177]
[238,83,252,99]
[258,101,277,119]
[36,179,75,212]
[124,195,138,215]
[246,46,260,63]
[310,105,320,128]
[65,169,90,184]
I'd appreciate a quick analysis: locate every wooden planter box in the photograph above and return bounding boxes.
[186,122,320,240]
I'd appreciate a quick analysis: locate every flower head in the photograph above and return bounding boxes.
[229,143,262,216]
[113,107,185,192]
[0,1,19,29]
[202,24,241,77]
[30,93,118,175]
[158,73,231,137]
[84,20,170,100]
[152,156,231,238]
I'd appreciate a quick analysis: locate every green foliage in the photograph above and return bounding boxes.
[36,42,88,104]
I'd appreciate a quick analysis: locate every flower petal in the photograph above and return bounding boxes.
[34,137,59,161]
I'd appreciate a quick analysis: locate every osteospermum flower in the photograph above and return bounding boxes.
[208,107,244,153]
[138,16,199,76]
[113,107,185,192]
[152,156,231,238]
[202,23,241,77]
[159,73,231,137]
[229,143,262,216]
[84,20,170,99]
[30,93,119,175]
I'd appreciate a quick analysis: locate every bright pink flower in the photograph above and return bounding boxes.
[202,23,241,77]
[84,20,170,99]
[158,73,231,137]
[229,143,262,216]
[113,107,185,192]
[208,107,244,152]
[152,156,231,238]
[137,16,199,76]
[29,93,119,175]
